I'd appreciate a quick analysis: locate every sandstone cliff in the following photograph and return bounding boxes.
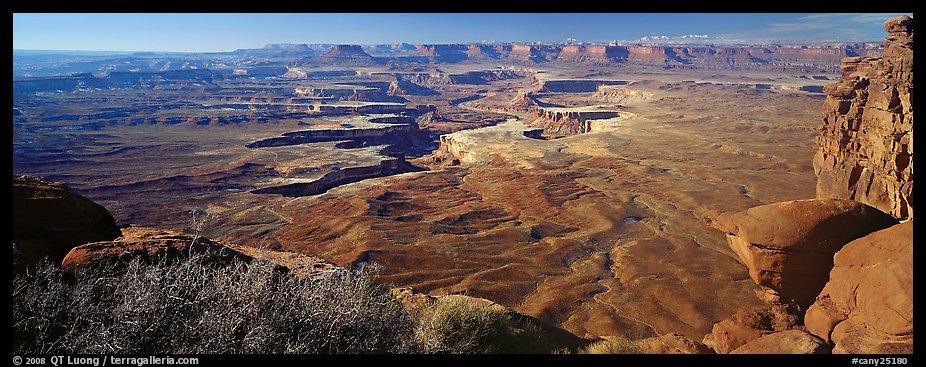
[13,175,121,273]
[711,199,897,308]
[804,221,913,353]
[702,16,914,355]
[813,16,913,220]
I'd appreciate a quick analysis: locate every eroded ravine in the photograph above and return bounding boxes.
[222,79,823,340]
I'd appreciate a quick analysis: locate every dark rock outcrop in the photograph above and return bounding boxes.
[13,176,120,273]
[804,221,913,354]
[813,16,913,220]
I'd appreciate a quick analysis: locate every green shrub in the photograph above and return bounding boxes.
[13,256,421,354]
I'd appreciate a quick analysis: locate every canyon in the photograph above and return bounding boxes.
[12,15,913,356]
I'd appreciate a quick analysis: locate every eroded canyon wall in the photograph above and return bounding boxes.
[813,16,913,220]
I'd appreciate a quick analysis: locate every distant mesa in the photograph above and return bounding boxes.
[13,41,890,81]
[388,75,440,96]
[310,44,377,66]
[363,43,417,56]
[556,45,629,63]
[466,43,502,60]
[508,44,557,63]
[322,44,373,58]
[415,44,470,63]
[231,43,319,56]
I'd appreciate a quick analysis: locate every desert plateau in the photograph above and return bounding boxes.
[12,13,913,358]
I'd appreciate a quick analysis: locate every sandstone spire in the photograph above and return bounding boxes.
[813,15,913,219]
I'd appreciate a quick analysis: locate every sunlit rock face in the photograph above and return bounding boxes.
[813,16,913,220]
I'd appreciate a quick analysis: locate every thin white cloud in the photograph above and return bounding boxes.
[769,22,831,33]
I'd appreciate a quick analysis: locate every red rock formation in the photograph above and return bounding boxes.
[508,90,540,111]
[508,44,549,63]
[466,44,501,59]
[556,45,628,63]
[712,199,897,308]
[532,108,621,135]
[637,333,714,354]
[628,46,668,64]
[729,330,830,354]
[774,46,857,64]
[701,17,912,355]
[388,75,439,96]
[813,16,913,220]
[804,221,913,354]
[701,303,802,354]
[13,176,120,273]
[595,85,653,103]
[62,225,339,277]
[713,47,758,66]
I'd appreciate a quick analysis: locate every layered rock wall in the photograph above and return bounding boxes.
[813,16,913,220]
[702,16,914,355]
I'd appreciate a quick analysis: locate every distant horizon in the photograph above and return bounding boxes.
[13,13,911,53]
[10,39,892,56]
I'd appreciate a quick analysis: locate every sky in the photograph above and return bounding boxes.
[12,13,913,52]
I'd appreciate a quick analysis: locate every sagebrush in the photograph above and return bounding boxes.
[413,295,547,353]
[579,337,641,354]
[13,256,421,354]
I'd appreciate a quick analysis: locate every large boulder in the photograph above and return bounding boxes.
[712,198,897,307]
[701,303,801,354]
[729,330,830,354]
[804,221,913,354]
[637,333,714,354]
[13,175,121,273]
[814,16,913,220]
[61,225,338,277]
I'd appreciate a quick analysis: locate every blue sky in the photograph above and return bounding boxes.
[12,13,912,52]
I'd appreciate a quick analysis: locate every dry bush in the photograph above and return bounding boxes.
[579,337,641,354]
[13,256,421,354]
[414,296,541,354]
